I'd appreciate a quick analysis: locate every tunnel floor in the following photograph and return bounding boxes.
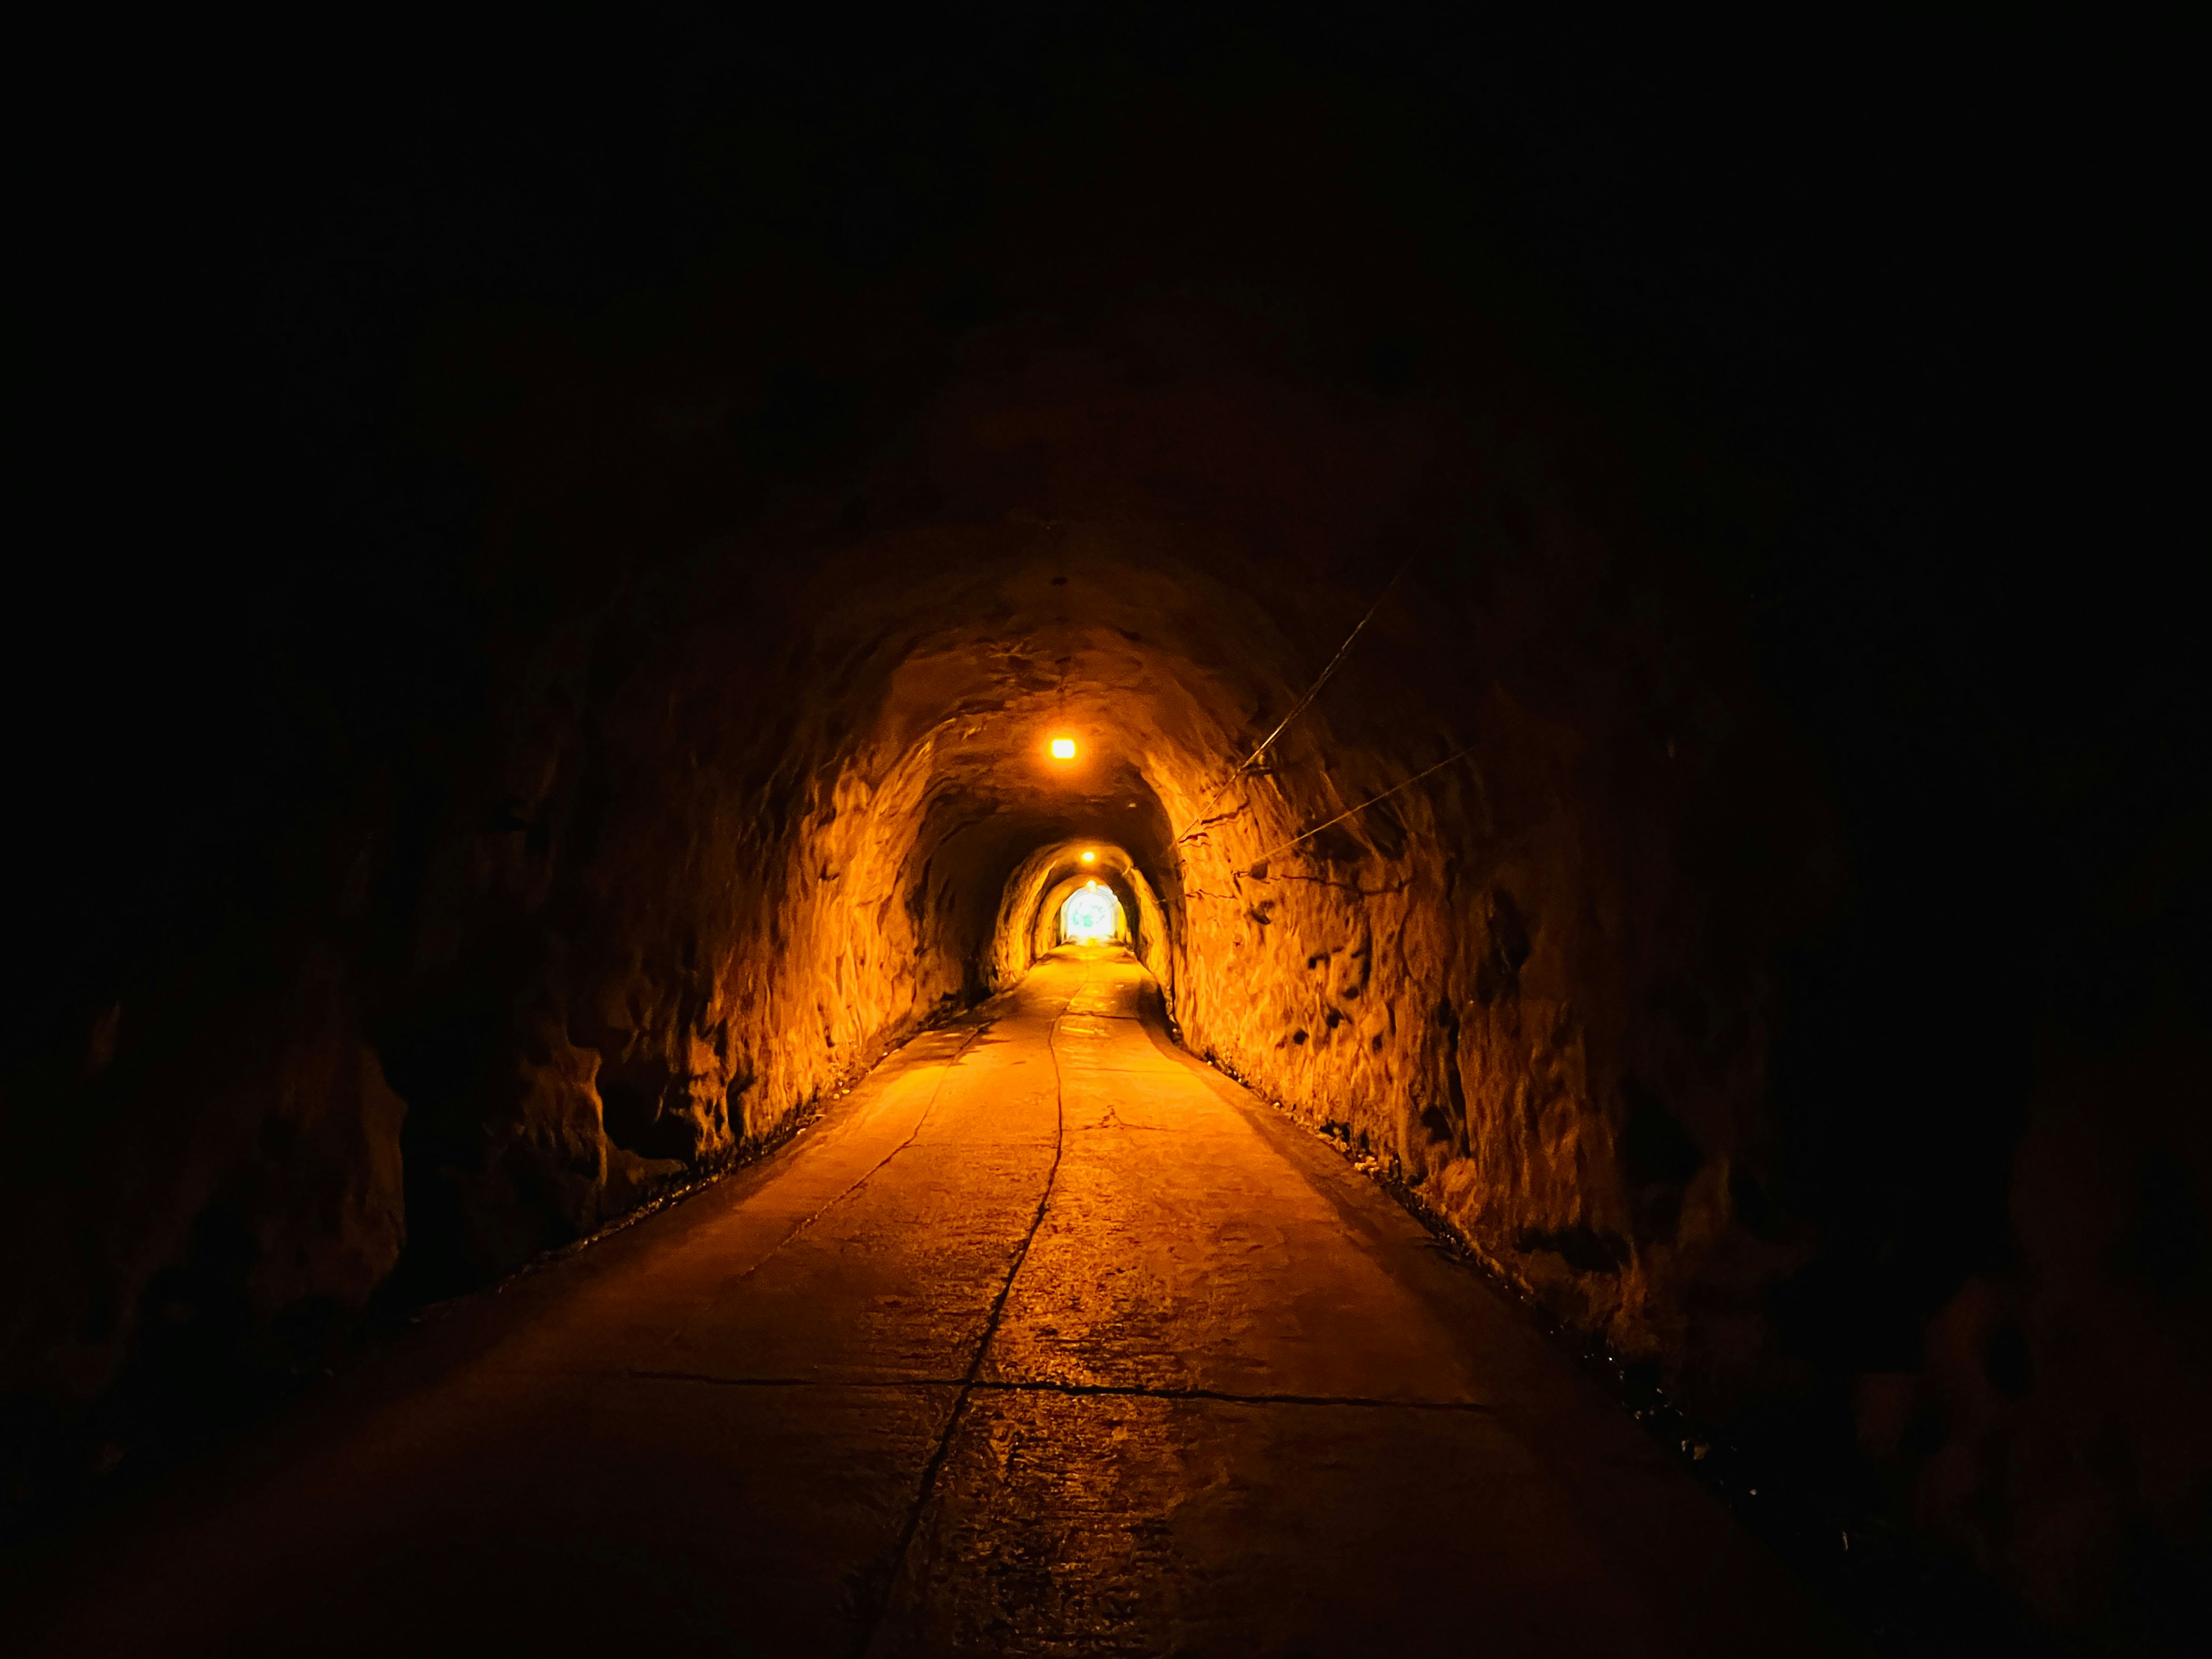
[23,948,1853,1657]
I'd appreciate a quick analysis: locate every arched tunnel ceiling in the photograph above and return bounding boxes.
[8,272,1821,1425]
[811,536,1355,998]
[489,326,1585,1097]
[397,308,1822,1378]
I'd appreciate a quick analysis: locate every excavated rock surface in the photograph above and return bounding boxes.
[3,312,1827,1435]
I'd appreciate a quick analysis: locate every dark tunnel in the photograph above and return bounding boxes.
[5,15,2204,1655]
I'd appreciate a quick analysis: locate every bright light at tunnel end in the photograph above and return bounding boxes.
[1048,736,1077,760]
[1062,881,1120,943]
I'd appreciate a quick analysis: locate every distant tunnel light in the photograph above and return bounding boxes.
[1061,882,1122,943]
[1049,736,1077,760]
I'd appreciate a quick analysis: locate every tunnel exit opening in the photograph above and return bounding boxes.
[992,840,1168,995]
[1058,882,1127,945]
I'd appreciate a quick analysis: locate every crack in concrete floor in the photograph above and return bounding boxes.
[18,949,1860,1659]
[858,986,1073,1657]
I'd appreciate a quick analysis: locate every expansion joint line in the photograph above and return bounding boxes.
[967,1376,1496,1414]
[854,991,1070,1658]
[629,1370,1491,1415]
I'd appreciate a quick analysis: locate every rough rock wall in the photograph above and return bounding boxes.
[2,950,406,1450]
[379,597,1033,1291]
[1166,712,1815,1387]
[4,315,1809,1442]
[1153,599,1825,1399]
[1868,1032,2212,1633]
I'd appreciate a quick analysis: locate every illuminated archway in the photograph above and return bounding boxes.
[1058,881,1126,944]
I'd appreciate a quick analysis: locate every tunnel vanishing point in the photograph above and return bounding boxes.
[6,27,2207,1657]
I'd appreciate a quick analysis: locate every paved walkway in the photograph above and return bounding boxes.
[21,947,1852,1657]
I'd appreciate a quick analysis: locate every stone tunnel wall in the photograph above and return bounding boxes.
[7,332,1809,1426]
[1160,694,1821,1393]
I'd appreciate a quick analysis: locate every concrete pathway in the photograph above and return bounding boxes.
[20,947,1854,1657]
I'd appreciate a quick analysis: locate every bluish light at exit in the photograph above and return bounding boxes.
[1062,884,1122,942]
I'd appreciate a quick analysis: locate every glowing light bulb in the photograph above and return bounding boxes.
[1080,850,1096,863]
[1050,737,1077,760]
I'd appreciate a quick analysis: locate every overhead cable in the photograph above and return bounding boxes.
[1171,554,1416,846]
[1244,743,1478,869]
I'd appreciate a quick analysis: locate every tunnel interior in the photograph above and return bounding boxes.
[7,17,2203,1651]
